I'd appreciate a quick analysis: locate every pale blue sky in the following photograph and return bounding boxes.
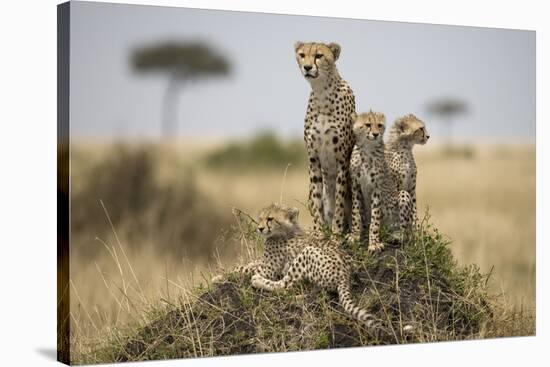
[70,1,535,141]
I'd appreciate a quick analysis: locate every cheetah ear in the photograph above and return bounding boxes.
[395,118,407,133]
[294,41,304,53]
[288,207,299,222]
[327,42,341,60]
[350,112,358,122]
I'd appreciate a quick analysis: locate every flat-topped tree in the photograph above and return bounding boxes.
[426,98,468,143]
[131,41,231,137]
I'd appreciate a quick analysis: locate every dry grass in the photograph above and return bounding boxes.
[67,139,535,363]
[415,144,536,310]
[195,142,536,310]
[198,145,535,309]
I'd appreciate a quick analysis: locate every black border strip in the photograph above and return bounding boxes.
[57,2,70,365]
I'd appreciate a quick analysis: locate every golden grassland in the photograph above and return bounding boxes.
[192,142,535,309]
[68,140,535,359]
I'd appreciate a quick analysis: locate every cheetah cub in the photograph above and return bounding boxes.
[225,203,374,325]
[385,114,430,222]
[349,111,414,251]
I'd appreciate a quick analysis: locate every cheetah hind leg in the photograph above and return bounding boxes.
[387,190,414,244]
[251,253,306,292]
[251,273,285,291]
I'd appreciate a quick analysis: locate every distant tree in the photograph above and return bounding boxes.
[131,41,231,137]
[426,98,468,141]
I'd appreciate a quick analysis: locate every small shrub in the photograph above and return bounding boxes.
[71,143,232,261]
[204,131,306,170]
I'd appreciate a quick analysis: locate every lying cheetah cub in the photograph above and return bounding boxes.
[349,111,414,251]
[223,203,374,325]
[385,114,429,222]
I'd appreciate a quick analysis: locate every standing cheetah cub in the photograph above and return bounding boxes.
[385,114,430,222]
[225,203,374,325]
[349,111,414,251]
[295,41,356,235]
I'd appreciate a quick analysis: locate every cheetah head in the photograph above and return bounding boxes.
[294,41,341,81]
[352,110,387,144]
[393,114,430,145]
[257,203,301,239]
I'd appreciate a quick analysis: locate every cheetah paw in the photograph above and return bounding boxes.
[388,231,405,243]
[251,274,263,288]
[368,241,385,252]
[251,274,273,290]
[403,324,415,333]
[345,233,361,243]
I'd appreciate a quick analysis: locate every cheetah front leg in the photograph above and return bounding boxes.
[410,187,419,225]
[308,155,325,232]
[322,168,336,227]
[348,178,365,242]
[386,190,413,244]
[398,190,413,231]
[211,260,262,283]
[332,163,350,235]
[368,189,384,252]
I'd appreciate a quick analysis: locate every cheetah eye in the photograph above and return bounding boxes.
[315,53,323,59]
[377,124,383,128]
[299,53,305,58]
[267,217,274,222]
[366,123,372,128]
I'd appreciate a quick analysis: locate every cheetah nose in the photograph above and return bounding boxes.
[372,133,379,137]
[426,135,430,140]
[303,65,313,72]
[257,226,265,233]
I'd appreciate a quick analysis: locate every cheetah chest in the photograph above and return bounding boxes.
[315,114,339,173]
[390,152,416,191]
[397,161,416,191]
[357,156,380,198]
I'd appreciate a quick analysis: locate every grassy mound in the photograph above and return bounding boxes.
[75,217,531,365]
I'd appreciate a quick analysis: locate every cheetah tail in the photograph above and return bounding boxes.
[337,282,374,326]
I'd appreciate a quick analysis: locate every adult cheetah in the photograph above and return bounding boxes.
[385,114,430,222]
[349,111,414,251]
[294,41,356,235]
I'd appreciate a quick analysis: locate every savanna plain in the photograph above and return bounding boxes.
[66,134,535,363]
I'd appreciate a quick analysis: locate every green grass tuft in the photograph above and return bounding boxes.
[204,131,306,170]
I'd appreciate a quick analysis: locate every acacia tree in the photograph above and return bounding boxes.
[131,41,230,137]
[426,98,468,141]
